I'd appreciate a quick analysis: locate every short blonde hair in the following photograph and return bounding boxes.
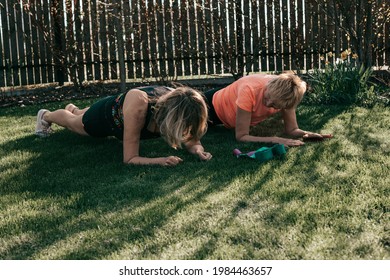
[266,74,306,109]
[153,87,208,148]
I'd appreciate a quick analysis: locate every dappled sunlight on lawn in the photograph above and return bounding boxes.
[0,150,39,182]
[108,166,276,259]
[0,104,389,259]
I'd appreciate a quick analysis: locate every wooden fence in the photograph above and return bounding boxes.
[0,0,389,88]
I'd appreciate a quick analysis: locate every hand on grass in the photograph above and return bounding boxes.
[196,151,212,161]
[275,137,305,147]
[280,139,305,147]
[162,156,183,166]
[303,133,333,142]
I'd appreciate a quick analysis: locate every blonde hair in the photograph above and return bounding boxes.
[266,74,306,109]
[153,87,208,148]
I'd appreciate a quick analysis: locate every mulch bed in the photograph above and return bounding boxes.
[0,83,125,108]
[0,78,234,108]
[1,72,388,108]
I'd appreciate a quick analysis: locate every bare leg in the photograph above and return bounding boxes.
[43,109,89,136]
[73,107,89,115]
[65,103,89,115]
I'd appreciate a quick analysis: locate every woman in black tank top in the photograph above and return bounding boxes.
[34,86,212,166]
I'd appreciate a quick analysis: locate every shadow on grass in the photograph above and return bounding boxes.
[0,126,263,259]
[2,104,387,259]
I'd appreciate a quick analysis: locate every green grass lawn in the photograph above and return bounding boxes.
[0,100,389,260]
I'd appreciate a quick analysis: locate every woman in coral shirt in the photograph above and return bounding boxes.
[205,73,328,147]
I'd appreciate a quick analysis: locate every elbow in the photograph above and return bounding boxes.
[123,155,137,165]
[235,133,246,142]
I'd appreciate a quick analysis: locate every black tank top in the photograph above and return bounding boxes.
[107,86,172,140]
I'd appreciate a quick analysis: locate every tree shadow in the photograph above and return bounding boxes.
[2,104,386,259]
[1,126,265,259]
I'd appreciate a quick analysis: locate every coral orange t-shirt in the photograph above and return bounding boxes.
[212,74,280,129]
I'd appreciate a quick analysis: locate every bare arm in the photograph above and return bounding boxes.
[282,108,324,139]
[235,107,305,146]
[122,90,183,166]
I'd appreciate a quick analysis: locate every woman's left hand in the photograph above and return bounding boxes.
[197,151,213,161]
[185,140,212,161]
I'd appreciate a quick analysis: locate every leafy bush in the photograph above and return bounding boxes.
[303,50,378,106]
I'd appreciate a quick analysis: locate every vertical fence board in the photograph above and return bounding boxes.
[172,0,182,77]
[133,1,142,78]
[196,0,207,75]
[236,0,244,75]
[147,0,157,78]
[122,0,132,79]
[385,14,390,66]
[281,0,289,70]
[340,17,349,54]
[219,0,229,74]
[83,0,93,80]
[304,0,312,70]
[24,3,34,84]
[0,2,4,87]
[90,0,101,80]
[43,0,53,83]
[37,0,48,84]
[108,2,117,80]
[66,0,75,83]
[204,0,214,74]
[325,5,335,64]
[296,0,304,69]
[290,0,297,70]
[213,0,221,74]
[274,0,283,71]
[15,2,27,85]
[375,8,386,68]
[312,3,319,68]
[251,0,259,72]
[226,0,235,74]
[180,0,191,75]
[74,1,84,82]
[9,0,19,86]
[258,0,267,71]
[318,2,326,67]
[31,1,41,84]
[156,0,167,78]
[243,0,251,73]
[99,1,109,80]
[188,0,198,75]
[51,0,65,85]
[266,0,275,71]
[59,0,68,83]
[164,0,175,77]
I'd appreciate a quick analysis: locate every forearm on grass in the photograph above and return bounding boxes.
[125,156,166,165]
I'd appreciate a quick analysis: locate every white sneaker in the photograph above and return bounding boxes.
[35,109,52,137]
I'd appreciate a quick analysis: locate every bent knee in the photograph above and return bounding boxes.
[69,115,88,135]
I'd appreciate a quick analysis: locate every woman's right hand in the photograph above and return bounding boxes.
[161,156,183,166]
[274,137,305,147]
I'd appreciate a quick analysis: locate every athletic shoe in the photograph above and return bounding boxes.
[35,109,52,137]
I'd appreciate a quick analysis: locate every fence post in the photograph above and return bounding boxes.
[52,0,65,86]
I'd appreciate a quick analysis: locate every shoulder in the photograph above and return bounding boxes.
[122,89,149,114]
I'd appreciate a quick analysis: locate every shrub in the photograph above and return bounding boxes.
[303,50,378,106]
